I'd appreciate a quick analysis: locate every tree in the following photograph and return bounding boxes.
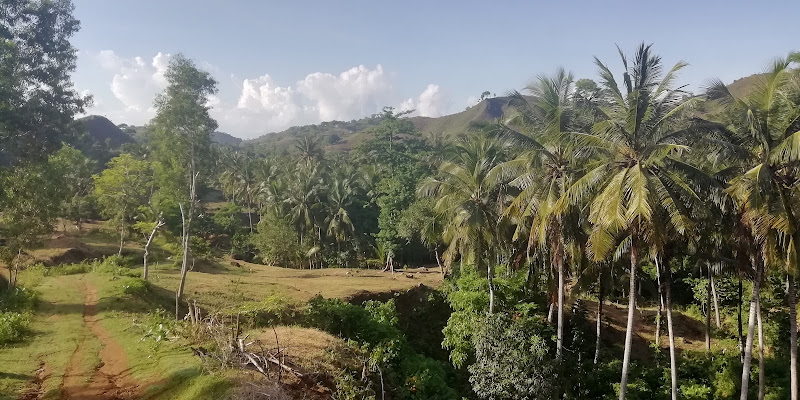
[0,0,89,167]
[561,44,703,400]
[707,52,800,400]
[50,144,96,232]
[0,161,64,287]
[147,54,218,319]
[420,132,509,313]
[501,67,583,361]
[93,154,154,256]
[398,198,446,276]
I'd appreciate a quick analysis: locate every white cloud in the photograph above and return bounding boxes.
[400,84,449,117]
[83,51,452,138]
[93,50,172,121]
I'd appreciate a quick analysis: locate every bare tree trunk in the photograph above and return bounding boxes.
[706,264,712,352]
[595,272,604,365]
[711,273,721,329]
[740,258,762,400]
[118,219,125,256]
[176,171,198,320]
[435,249,444,277]
[556,237,565,361]
[789,273,798,400]
[619,238,638,400]
[143,213,164,281]
[757,294,765,400]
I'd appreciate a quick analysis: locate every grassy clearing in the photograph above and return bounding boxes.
[145,258,443,309]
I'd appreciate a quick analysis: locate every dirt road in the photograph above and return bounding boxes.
[59,279,141,400]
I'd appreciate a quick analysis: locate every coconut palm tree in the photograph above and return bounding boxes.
[419,132,510,313]
[559,43,704,400]
[706,52,800,400]
[325,163,360,261]
[499,67,584,360]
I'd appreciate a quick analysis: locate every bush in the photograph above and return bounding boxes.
[0,311,31,344]
[235,294,296,327]
[468,313,556,400]
[122,278,150,297]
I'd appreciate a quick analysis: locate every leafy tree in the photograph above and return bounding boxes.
[92,154,154,256]
[147,54,218,318]
[50,144,96,231]
[0,0,89,166]
[251,212,300,268]
[0,161,64,287]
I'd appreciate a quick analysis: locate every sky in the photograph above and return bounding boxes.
[71,0,800,139]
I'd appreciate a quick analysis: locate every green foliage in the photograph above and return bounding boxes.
[0,286,37,345]
[468,313,556,400]
[0,0,88,165]
[93,153,154,238]
[49,144,96,229]
[0,311,31,344]
[251,212,300,267]
[334,372,377,400]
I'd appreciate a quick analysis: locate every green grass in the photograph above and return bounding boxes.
[0,274,91,399]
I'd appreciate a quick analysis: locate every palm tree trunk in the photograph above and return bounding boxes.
[655,262,664,349]
[739,277,744,362]
[595,272,604,365]
[706,264,712,351]
[556,237,565,361]
[711,273,721,329]
[789,273,798,400]
[619,238,639,400]
[757,293,765,400]
[740,258,762,400]
[664,262,678,400]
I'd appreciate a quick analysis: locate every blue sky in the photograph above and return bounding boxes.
[72,0,800,139]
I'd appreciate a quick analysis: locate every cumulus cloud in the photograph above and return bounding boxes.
[399,84,449,117]
[93,50,172,121]
[83,51,451,138]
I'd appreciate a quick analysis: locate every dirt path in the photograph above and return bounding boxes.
[60,279,141,400]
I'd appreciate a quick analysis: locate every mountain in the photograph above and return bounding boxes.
[75,115,133,149]
[242,96,520,153]
[212,131,243,146]
[411,96,518,136]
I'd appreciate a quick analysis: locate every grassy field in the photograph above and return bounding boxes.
[0,226,443,399]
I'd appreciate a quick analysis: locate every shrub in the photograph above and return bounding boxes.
[468,313,556,400]
[122,278,150,297]
[0,311,31,344]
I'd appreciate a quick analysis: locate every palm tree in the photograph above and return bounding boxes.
[707,53,800,400]
[419,132,509,313]
[560,43,703,400]
[284,163,324,248]
[326,163,359,262]
[500,67,583,360]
